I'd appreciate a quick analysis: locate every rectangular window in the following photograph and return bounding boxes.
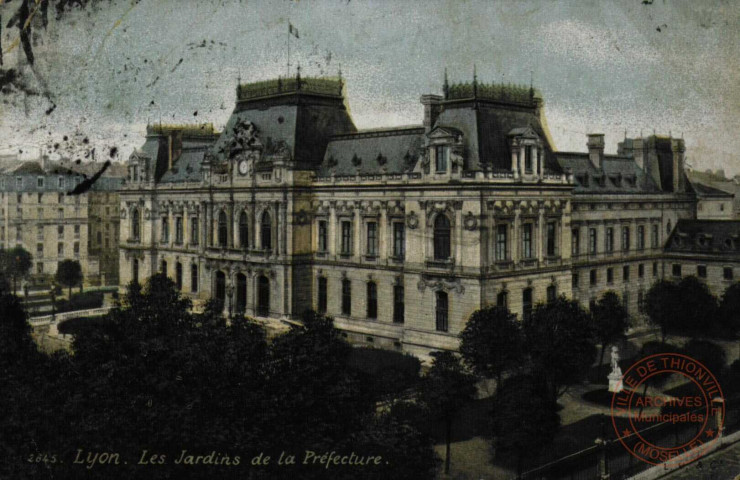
[672,264,682,277]
[190,217,199,245]
[37,225,43,241]
[497,291,508,307]
[496,225,508,261]
[623,265,630,281]
[589,228,597,254]
[637,226,645,250]
[191,264,199,292]
[606,227,614,252]
[572,273,579,288]
[522,288,533,322]
[318,220,328,252]
[367,282,378,319]
[57,243,64,257]
[175,217,183,244]
[341,221,352,255]
[37,177,44,188]
[547,222,556,256]
[724,267,734,280]
[639,264,645,278]
[36,262,43,274]
[161,217,169,243]
[393,285,405,323]
[638,291,645,313]
[546,285,557,303]
[58,177,64,188]
[524,146,533,173]
[37,193,43,203]
[341,279,352,316]
[393,222,405,259]
[622,226,630,251]
[522,224,532,259]
[435,145,448,172]
[36,243,43,255]
[590,269,597,285]
[366,222,378,257]
[318,277,327,314]
[653,262,658,277]
[607,267,614,284]
[698,265,707,278]
[74,225,80,238]
[74,242,80,257]
[16,177,22,189]
[435,291,448,332]
[58,208,64,219]
[572,228,580,255]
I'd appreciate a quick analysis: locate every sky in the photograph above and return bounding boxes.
[0,0,738,175]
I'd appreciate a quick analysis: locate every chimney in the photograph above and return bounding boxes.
[167,130,183,170]
[671,138,686,193]
[420,94,443,133]
[587,134,605,169]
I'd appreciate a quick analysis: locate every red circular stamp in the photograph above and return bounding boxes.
[610,352,725,467]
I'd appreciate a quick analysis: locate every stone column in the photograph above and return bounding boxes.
[455,207,463,267]
[511,146,519,178]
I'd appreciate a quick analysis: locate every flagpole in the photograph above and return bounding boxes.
[287,23,290,78]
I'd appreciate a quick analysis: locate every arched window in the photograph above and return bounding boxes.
[215,271,226,304]
[161,260,167,275]
[175,262,183,290]
[496,290,508,308]
[132,258,139,284]
[191,264,198,292]
[433,214,451,260]
[131,208,140,241]
[367,282,377,319]
[239,211,249,249]
[257,275,270,317]
[261,211,272,251]
[435,291,448,332]
[236,273,247,314]
[523,288,533,321]
[218,211,228,247]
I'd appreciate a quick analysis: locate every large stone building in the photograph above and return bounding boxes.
[0,159,124,286]
[118,73,728,355]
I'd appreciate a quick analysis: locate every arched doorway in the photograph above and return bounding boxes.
[215,271,226,305]
[257,275,269,317]
[236,273,247,314]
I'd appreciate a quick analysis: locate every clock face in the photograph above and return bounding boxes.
[238,159,249,175]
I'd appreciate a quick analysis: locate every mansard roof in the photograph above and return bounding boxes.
[556,152,660,194]
[160,147,210,183]
[665,219,740,257]
[318,126,425,176]
[690,181,734,198]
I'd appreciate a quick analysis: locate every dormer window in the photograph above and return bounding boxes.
[524,146,533,173]
[434,145,448,172]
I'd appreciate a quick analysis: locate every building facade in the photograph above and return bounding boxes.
[0,160,124,286]
[119,74,728,355]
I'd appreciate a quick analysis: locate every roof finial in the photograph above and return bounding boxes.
[669,130,672,138]
[443,68,449,99]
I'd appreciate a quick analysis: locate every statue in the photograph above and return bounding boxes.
[608,345,624,393]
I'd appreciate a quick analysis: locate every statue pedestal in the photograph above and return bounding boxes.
[608,370,623,393]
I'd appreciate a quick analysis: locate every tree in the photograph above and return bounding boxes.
[0,247,32,294]
[718,282,740,337]
[675,276,719,337]
[489,374,560,476]
[459,306,524,391]
[682,339,727,381]
[55,259,83,298]
[418,351,476,475]
[645,280,682,342]
[523,296,597,402]
[592,291,630,371]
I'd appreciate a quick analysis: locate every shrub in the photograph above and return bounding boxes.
[54,291,103,313]
[347,347,421,397]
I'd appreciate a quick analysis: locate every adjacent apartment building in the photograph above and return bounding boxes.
[118,73,725,355]
[0,159,124,286]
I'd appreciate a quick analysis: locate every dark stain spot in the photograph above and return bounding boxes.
[193,111,198,116]
[63,135,68,141]
[83,137,89,144]
[110,147,118,158]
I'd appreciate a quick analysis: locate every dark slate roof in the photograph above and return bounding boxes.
[160,147,210,183]
[665,219,740,256]
[434,101,562,173]
[11,161,44,174]
[318,127,425,176]
[556,152,660,193]
[691,181,734,198]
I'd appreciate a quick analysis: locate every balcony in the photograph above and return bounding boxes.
[425,258,454,270]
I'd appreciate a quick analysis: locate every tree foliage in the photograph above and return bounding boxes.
[645,280,682,342]
[646,277,721,340]
[489,374,560,476]
[0,246,32,293]
[719,282,740,337]
[0,274,438,479]
[55,259,83,297]
[523,296,596,401]
[459,306,523,388]
[592,290,630,368]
